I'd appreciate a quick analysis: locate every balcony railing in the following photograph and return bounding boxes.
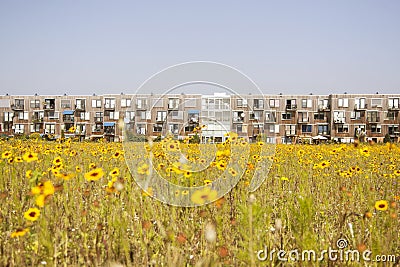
[168,104,179,110]
[43,104,55,110]
[286,104,297,110]
[104,104,115,110]
[354,103,368,110]
[318,105,330,111]
[367,117,380,123]
[298,117,310,123]
[388,105,400,111]
[11,104,24,110]
[75,104,86,111]
[334,117,346,124]
[233,117,244,123]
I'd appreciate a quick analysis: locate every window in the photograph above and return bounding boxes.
[388,125,399,135]
[370,125,381,133]
[233,111,244,122]
[17,111,29,120]
[337,124,349,133]
[367,111,379,122]
[80,112,90,121]
[388,98,399,109]
[285,125,296,135]
[354,125,366,135]
[355,98,366,109]
[61,100,71,109]
[156,111,167,122]
[371,99,382,108]
[168,124,179,134]
[333,111,345,123]
[298,112,309,122]
[385,111,396,120]
[350,111,362,120]
[76,99,85,109]
[136,124,146,135]
[94,112,103,122]
[104,98,116,109]
[153,124,163,132]
[30,124,41,133]
[45,124,55,134]
[301,125,312,133]
[4,112,14,122]
[14,124,25,134]
[14,99,24,109]
[318,125,329,135]
[265,111,276,122]
[249,111,262,120]
[237,98,247,107]
[30,100,41,109]
[286,99,297,109]
[267,124,279,133]
[125,111,135,121]
[168,98,180,109]
[301,99,312,108]
[282,113,292,120]
[109,112,119,120]
[314,112,324,120]
[121,98,132,108]
[47,111,59,119]
[137,99,147,109]
[254,99,264,109]
[269,99,279,108]
[318,99,329,109]
[92,99,102,108]
[338,98,349,108]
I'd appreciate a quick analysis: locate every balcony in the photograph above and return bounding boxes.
[168,104,179,110]
[104,104,115,111]
[388,105,400,111]
[367,117,380,123]
[233,117,244,123]
[286,104,297,111]
[318,105,330,111]
[32,118,44,123]
[136,104,147,110]
[92,129,104,135]
[156,117,166,122]
[354,104,368,110]
[94,116,103,123]
[285,131,296,136]
[75,104,86,111]
[334,117,346,124]
[63,117,74,123]
[43,103,55,110]
[298,117,310,123]
[104,128,115,135]
[11,104,24,111]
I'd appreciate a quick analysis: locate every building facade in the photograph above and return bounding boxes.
[0,93,399,143]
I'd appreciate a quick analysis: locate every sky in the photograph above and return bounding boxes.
[0,0,400,96]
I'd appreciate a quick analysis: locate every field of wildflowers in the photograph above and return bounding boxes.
[0,137,399,266]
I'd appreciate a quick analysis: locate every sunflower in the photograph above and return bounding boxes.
[52,156,63,166]
[68,126,76,133]
[75,166,82,172]
[204,179,212,185]
[35,194,46,207]
[375,200,388,211]
[112,151,123,159]
[69,150,77,157]
[24,208,40,222]
[137,164,150,175]
[191,187,218,205]
[394,170,400,177]
[22,152,38,162]
[228,168,238,177]
[183,171,192,178]
[26,170,32,179]
[216,160,227,171]
[109,167,120,177]
[56,172,75,180]
[14,157,23,163]
[84,168,104,181]
[89,163,96,169]
[10,228,29,238]
[1,151,12,159]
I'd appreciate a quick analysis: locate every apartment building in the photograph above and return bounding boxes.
[0,93,399,143]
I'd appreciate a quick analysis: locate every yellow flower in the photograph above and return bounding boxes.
[24,208,40,222]
[137,164,150,175]
[142,187,153,197]
[191,187,218,205]
[68,126,76,133]
[22,152,38,162]
[11,228,29,238]
[53,156,63,166]
[84,168,104,181]
[228,168,238,177]
[216,160,227,171]
[204,179,212,185]
[76,166,82,172]
[1,151,12,159]
[56,172,75,180]
[26,170,32,179]
[14,157,23,163]
[281,177,289,181]
[112,150,123,159]
[375,200,388,211]
[35,194,46,207]
[109,167,120,177]
[42,181,55,196]
[89,163,96,169]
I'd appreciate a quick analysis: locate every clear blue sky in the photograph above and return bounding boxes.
[1,0,399,95]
